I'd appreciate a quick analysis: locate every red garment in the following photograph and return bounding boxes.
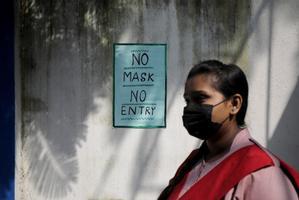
[159,144,299,200]
[278,158,299,195]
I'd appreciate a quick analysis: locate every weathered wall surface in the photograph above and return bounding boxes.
[15,0,299,199]
[248,0,299,171]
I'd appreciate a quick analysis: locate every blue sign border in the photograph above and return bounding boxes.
[113,43,167,128]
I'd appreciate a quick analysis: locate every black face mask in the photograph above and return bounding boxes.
[182,99,228,140]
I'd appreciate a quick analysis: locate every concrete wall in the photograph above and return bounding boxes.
[16,0,299,199]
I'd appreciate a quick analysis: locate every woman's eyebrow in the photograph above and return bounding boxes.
[183,90,211,99]
[190,90,210,97]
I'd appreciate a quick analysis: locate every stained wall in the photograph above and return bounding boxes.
[15,0,299,199]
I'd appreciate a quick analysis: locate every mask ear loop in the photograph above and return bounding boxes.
[212,98,231,124]
[212,98,227,107]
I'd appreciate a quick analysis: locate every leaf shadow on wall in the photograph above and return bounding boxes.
[19,0,127,199]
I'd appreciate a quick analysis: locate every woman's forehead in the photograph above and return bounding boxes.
[184,74,217,94]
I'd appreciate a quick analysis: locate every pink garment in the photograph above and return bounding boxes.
[179,128,298,199]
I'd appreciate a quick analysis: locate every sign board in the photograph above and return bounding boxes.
[113,43,167,128]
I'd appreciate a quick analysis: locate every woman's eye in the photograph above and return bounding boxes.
[194,99,204,104]
[184,91,210,105]
[192,96,206,104]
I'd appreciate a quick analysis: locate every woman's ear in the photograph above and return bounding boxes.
[230,94,243,115]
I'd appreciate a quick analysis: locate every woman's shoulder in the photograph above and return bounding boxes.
[226,163,299,200]
[225,140,299,199]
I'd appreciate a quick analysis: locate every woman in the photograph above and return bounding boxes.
[158,60,299,200]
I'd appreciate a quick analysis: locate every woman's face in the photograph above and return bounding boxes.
[184,74,232,124]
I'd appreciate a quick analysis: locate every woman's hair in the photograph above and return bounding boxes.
[187,60,248,127]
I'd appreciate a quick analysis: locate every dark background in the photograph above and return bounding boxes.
[0,0,15,199]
